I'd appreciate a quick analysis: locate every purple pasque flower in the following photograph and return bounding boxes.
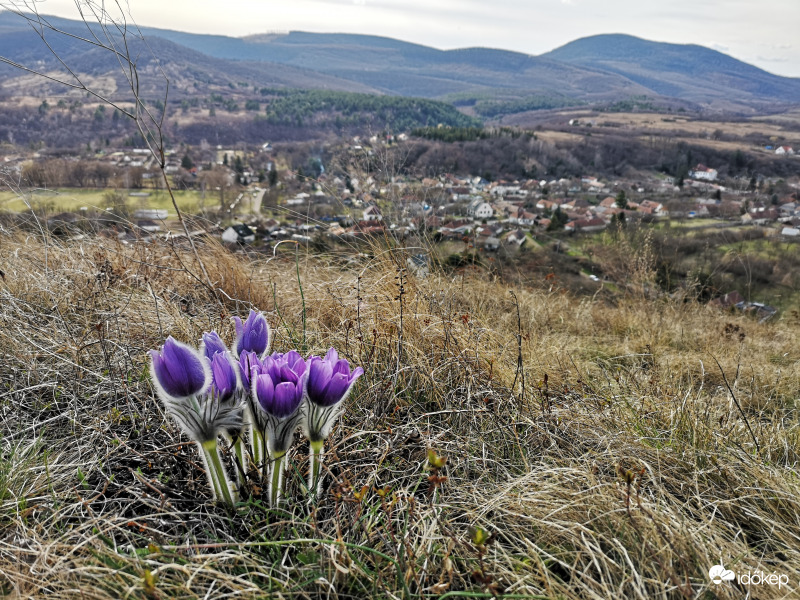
[253,372,305,419]
[233,309,271,359]
[306,348,364,408]
[303,348,362,444]
[258,350,306,382]
[252,351,307,418]
[200,331,228,362]
[209,351,240,403]
[149,336,211,401]
[150,337,242,445]
[251,351,308,456]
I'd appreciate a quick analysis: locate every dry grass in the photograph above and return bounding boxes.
[551,110,800,139]
[0,229,799,599]
[0,188,207,216]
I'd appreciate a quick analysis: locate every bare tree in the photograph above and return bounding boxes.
[0,1,216,296]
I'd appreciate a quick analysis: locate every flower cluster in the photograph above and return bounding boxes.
[148,309,362,507]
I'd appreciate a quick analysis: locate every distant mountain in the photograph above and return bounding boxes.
[542,34,800,106]
[135,28,650,101]
[1,12,799,113]
[131,25,800,109]
[0,13,381,98]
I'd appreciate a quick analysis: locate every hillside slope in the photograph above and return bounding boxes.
[0,230,798,598]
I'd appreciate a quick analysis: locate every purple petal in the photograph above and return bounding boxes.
[211,352,238,401]
[296,369,309,400]
[324,347,339,363]
[263,357,282,381]
[238,351,259,387]
[201,331,227,361]
[272,382,302,419]
[254,373,275,412]
[164,337,208,395]
[322,367,362,407]
[279,364,299,385]
[285,350,303,370]
[308,357,333,401]
[321,372,351,407]
[332,359,351,377]
[233,310,270,357]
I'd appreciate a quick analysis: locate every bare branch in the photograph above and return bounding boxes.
[0,0,218,300]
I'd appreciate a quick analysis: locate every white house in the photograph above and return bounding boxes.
[136,219,161,233]
[505,229,527,246]
[221,224,256,244]
[490,184,521,197]
[565,218,607,233]
[689,165,718,181]
[467,200,494,219]
[776,146,795,155]
[639,200,666,216]
[484,236,501,251]
[363,205,383,221]
[286,193,310,206]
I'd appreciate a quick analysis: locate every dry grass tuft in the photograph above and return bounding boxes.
[0,231,799,599]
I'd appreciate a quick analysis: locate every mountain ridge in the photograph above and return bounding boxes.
[0,11,798,112]
[542,33,800,103]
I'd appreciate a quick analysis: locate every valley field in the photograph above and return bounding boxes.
[0,187,205,214]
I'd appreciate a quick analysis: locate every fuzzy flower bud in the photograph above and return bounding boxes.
[233,309,271,359]
[210,351,239,403]
[200,331,228,362]
[149,336,211,401]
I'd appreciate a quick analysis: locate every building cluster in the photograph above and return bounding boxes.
[210,164,800,255]
[5,138,800,255]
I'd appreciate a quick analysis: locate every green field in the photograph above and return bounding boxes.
[0,188,208,215]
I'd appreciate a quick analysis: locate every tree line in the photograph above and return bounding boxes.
[260,90,479,131]
[410,126,534,143]
[21,159,147,189]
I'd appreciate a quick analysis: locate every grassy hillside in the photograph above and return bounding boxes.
[0,231,798,598]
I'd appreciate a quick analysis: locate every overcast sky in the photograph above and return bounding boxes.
[17,0,800,77]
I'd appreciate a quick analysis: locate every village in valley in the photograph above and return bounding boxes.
[3,122,800,320]
[3,136,799,237]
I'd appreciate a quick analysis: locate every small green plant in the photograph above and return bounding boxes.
[76,467,89,490]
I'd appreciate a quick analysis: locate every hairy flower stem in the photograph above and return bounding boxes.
[270,452,286,507]
[309,440,324,501]
[199,439,237,507]
[230,435,248,484]
[250,423,267,478]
